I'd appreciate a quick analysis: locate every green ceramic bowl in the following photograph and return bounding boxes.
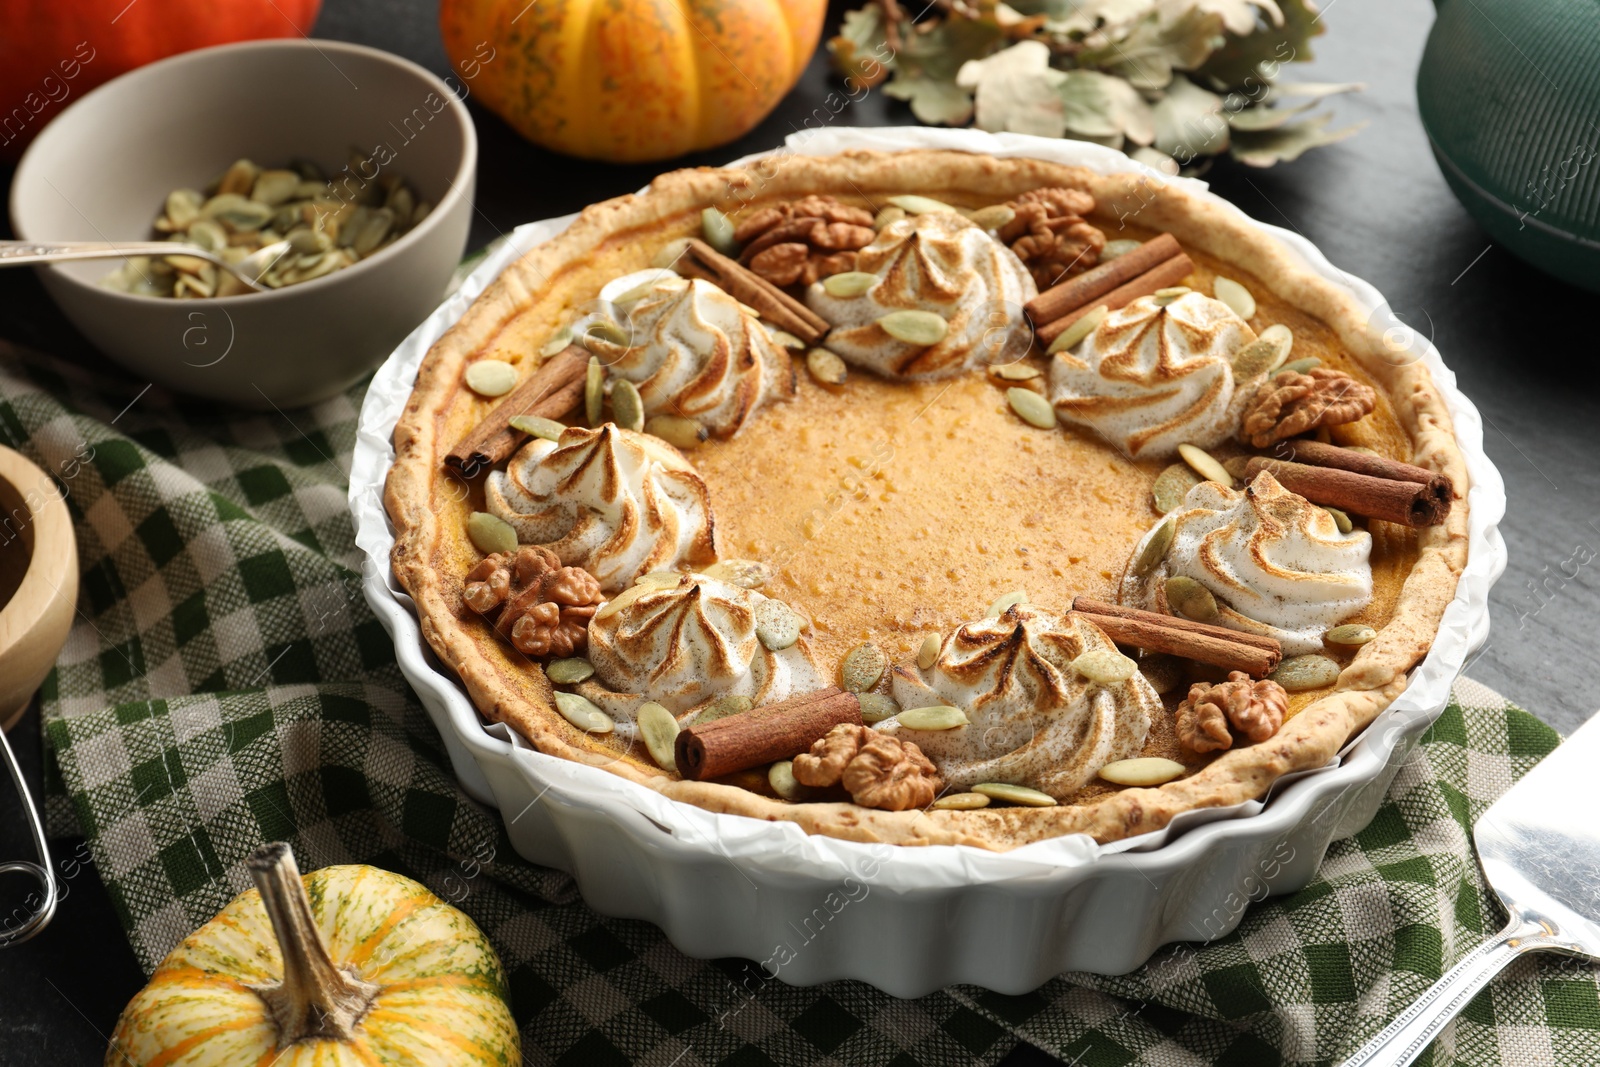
[1418,0,1600,291]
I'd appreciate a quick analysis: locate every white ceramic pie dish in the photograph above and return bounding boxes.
[350,128,1506,996]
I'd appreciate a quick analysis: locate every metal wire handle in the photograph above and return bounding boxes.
[0,723,56,946]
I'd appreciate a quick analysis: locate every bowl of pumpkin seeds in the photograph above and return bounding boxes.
[10,39,476,407]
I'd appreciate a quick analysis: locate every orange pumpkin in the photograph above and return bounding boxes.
[0,0,321,160]
[440,0,827,163]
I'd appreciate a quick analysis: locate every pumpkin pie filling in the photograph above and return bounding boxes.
[384,151,1465,849]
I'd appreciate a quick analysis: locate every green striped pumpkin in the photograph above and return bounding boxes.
[108,844,520,1066]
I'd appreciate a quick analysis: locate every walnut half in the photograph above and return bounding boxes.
[1239,367,1377,449]
[1175,671,1289,754]
[463,546,604,658]
[793,723,943,811]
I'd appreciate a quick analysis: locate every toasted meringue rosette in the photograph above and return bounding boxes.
[485,424,716,593]
[1121,471,1373,655]
[604,274,795,437]
[804,212,1036,379]
[1048,291,1262,459]
[579,574,826,718]
[880,605,1158,798]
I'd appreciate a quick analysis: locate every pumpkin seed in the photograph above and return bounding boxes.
[187,218,228,253]
[917,632,942,670]
[968,204,1016,230]
[349,207,395,257]
[1324,506,1354,534]
[857,692,899,724]
[932,792,991,810]
[822,271,878,298]
[972,782,1056,807]
[509,414,567,442]
[645,414,708,449]
[1152,286,1190,306]
[898,705,969,730]
[986,590,1029,617]
[205,193,277,232]
[1326,623,1377,647]
[164,188,204,228]
[1098,757,1187,787]
[465,360,517,397]
[1137,653,1185,695]
[537,327,573,358]
[553,691,614,734]
[1152,463,1202,514]
[769,760,809,801]
[879,309,949,346]
[841,642,887,692]
[582,319,629,350]
[1071,648,1137,685]
[696,694,754,723]
[755,599,802,651]
[1046,305,1109,354]
[285,226,332,254]
[701,207,737,255]
[873,205,906,228]
[652,237,692,270]
[217,158,260,195]
[1212,276,1256,319]
[610,378,645,431]
[1131,517,1176,578]
[1270,654,1340,691]
[466,511,517,556]
[887,194,957,215]
[767,327,806,350]
[1165,575,1219,623]
[545,657,595,684]
[806,347,848,386]
[993,362,1041,380]
[703,558,773,589]
[1258,323,1293,359]
[1177,443,1232,486]
[1277,356,1322,377]
[251,169,300,207]
[1007,387,1058,429]
[1100,239,1142,261]
[1231,334,1291,378]
[585,356,604,424]
[637,701,679,771]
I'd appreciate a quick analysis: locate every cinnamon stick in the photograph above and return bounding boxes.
[679,238,830,345]
[445,345,588,477]
[675,687,862,781]
[1035,253,1195,346]
[1071,597,1282,677]
[1270,439,1454,511]
[1243,457,1450,527]
[1025,233,1182,325]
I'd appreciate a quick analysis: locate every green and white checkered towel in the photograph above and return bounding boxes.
[5,339,1597,1067]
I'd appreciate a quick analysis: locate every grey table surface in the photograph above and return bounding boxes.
[0,0,1596,1062]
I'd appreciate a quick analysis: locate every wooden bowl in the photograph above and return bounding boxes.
[0,446,77,732]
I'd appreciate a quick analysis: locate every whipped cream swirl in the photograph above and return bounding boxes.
[880,605,1158,798]
[580,574,826,717]
[804,212,1036,379]
[485,425,716,593]
[1048,291,1260,459]
[1121,471,1373,654]
[606,275,795,437]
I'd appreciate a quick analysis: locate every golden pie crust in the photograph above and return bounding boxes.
[385,150,1470,851]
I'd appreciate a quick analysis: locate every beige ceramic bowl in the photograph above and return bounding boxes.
[0,447,77,732]
[9,39,476,409]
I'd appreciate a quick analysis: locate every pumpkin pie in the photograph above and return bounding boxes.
[384,150,1468,851]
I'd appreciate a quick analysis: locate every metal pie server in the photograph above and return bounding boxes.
[1342,709,1600,1066]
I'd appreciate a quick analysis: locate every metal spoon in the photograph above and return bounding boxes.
[0,238,293,293]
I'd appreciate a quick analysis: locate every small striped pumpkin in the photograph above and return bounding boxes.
[108,843,520,1066]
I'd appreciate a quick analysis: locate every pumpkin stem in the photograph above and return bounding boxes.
[247,842,379,1047]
